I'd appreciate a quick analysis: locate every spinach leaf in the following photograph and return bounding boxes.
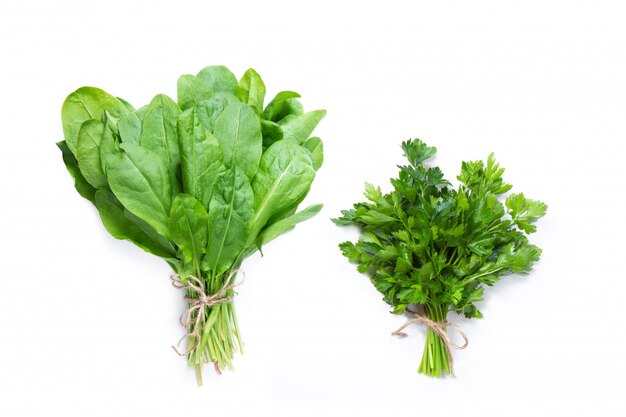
[135,105,148,121]
[264,91,302,122]
[117,112,142,145]
[213,102,262,179]
[196,92,238,132]
[76,120,106,188]
[178,109,225,208]
[177,74,214,110]
[261,119,284,149]
[117,97,136,112]
[58,66,325,381]
[169,194,209,266]
[140,94,182,185]
[61,87,130,154]
[202,167,254,276]
[57,140,96,202]
[197,65,238,94]
[257,203,323,247]
[105,143,173,239]
[303,136,323,170]
[95,189,176,259]
[99,117,120,174]
[278,110,326,144]
[250,140,315,236]
[235,68,266,112]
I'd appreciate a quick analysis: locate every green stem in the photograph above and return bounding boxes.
[417,303,452,377]
[179,268,244,386]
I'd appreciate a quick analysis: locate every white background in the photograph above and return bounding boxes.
[0,0,624,415]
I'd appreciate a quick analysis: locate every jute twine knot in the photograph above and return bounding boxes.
[391,310,469,377]
[170,269,244,356]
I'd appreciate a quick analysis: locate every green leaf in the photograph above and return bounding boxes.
[104,143,173,239]
[506,193,548,234]
[359,211,396,225]
[177,74,213,110]
[99,116,121,174]
[495,242,543,274]
[264,91,302,121]
[117,97,135,112]
[339,241,361,262]
[213,102,262,179]
[140,94,182,182]
[197,65,238,94]
[195,92,238,132]
[364,182,382,203]
[398,285,428,304]
[401,139,436,166]
[257,204,322,247]
[95,189,176,259]
[135,105,148,121]
[57,140,96,202]
[303,137,323,170]
[203,167,254,275]
[467,235,494,257]
[261,119,284,148]
[177,109,225,208]
[117,112,142,145]
[235,68,266,112]
[457,189,470,211]
[395,259,413,276]
[76,120,106,188]
[278,110,326,144]
[484,153,512,194]
[250,140,316,239]
[457,160,484,191]
[335,139,546,327]
[61,86,130,155]
[169,194,209,264]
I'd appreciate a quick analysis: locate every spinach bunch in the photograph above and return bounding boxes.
[58,66,325,383]
[334,140,546,377]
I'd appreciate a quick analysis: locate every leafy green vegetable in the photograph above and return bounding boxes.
[95,189,176,260]
[249,141,316,239]
[235,68,266,112]
[177,74,213,110]
[61,87,130,154]
[334,139,546,377]
[169,194,209,267]
[104,143,173,239]
[177,109,225,208]
[58,66,325,385]
[140,94,182,185]
[203,167,255,276]
[76,120,107,188]
[196,65,238,94]
[278,110,326,144]
[213,102,262,179]
[57,140,96,202]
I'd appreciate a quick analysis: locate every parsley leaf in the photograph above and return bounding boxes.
[334,139,546,377]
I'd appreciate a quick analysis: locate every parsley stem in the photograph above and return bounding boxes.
[418,303,451,377]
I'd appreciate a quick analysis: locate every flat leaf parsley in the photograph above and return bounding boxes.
[334,139,546,377]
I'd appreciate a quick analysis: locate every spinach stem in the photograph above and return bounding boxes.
[183,268,243,385]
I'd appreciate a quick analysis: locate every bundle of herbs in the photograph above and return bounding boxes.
[58,66,325,384]
[334,139,546,377]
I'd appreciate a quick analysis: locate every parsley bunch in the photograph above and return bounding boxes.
[334,140,546,377]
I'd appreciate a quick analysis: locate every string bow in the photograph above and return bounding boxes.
[170,270,244,356]
[392,309,469,377]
